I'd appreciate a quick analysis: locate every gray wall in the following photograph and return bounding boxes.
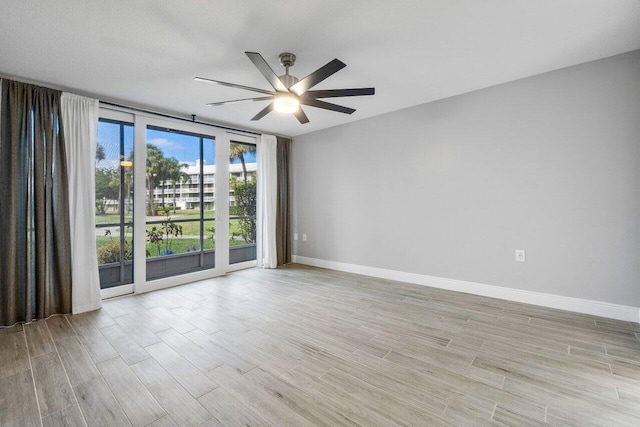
[291,50,640,306]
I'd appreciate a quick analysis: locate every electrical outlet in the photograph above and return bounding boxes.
[302,234,307,241]
[515,250,526,262]
[293,233,298,241]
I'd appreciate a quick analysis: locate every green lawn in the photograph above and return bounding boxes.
[95,209,212,225]
[96,208,254,261]
[95,209,245,225]
[96,232,251,260]
[96,209,251,238]
[95,213,132,225]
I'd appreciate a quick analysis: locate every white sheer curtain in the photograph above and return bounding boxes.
[61,93,102,313]
[256,134,278,268]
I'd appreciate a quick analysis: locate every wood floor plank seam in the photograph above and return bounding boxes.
[9,265,640,426]
[51,315,142,425]
[44,316,90,427]
[21,326,44,426]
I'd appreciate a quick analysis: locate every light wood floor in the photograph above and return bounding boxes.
[2,264,640,426]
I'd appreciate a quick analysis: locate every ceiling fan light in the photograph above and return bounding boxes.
[274,95,300,114]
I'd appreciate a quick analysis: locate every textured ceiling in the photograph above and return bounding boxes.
[1,0,639,137]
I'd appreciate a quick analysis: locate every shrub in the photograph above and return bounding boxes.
[231,180,256,243]
[146,218,183,256]
[97,239,132,265]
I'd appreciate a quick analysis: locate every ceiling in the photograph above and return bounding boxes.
[1,1,639,137]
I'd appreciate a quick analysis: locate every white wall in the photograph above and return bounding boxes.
[291,50,640,308]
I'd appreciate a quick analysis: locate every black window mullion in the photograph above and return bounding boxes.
[199,136,204,267]
[119,123,126,285]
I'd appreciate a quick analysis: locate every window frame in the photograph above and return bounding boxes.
[98,109,135,299]
[98,107,259,299]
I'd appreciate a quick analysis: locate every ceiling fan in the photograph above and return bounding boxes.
[194,52,375,124]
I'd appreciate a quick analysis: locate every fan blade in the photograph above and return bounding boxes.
[293,107,310,124]
[300,98,355,115]
[206,96,274,106]
[251,102,275,121]
[289,59,346,96]
[194,77,275,95]
[302,88,375,99]
[245,52,288,93]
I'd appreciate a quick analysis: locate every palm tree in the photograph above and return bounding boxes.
[168,161,190,213]
[146,144,164,216]
[229,142,256,183]
[148,156,189,212]
[124,150,134,213]
[157,157,172,210]
[96,143,106,162]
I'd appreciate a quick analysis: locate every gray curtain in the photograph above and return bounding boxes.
[276,136,291,265]
[0,79,72,326]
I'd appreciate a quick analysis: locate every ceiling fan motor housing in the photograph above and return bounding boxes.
[279,73,299,89]
[278,52,298,89]
[279,52,296,68]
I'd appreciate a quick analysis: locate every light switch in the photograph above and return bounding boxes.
[515,250,526,262]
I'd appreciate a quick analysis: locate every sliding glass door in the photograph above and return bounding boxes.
[95,111,259,296]
[144,126,217,281]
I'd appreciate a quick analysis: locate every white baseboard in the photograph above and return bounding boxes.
[292,255,640,323]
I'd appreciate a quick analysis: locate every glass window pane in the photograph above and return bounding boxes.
[229,141,257,264]
[203,138,215,221]
[95,119,134,289]
[145,127,201,257]
[145,127,215,280]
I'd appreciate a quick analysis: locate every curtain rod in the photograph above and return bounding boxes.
[99,100,262,136]
[0,74,284,138]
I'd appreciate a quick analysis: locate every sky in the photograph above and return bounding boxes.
[96,120,256,168]
[147,128,216,167]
